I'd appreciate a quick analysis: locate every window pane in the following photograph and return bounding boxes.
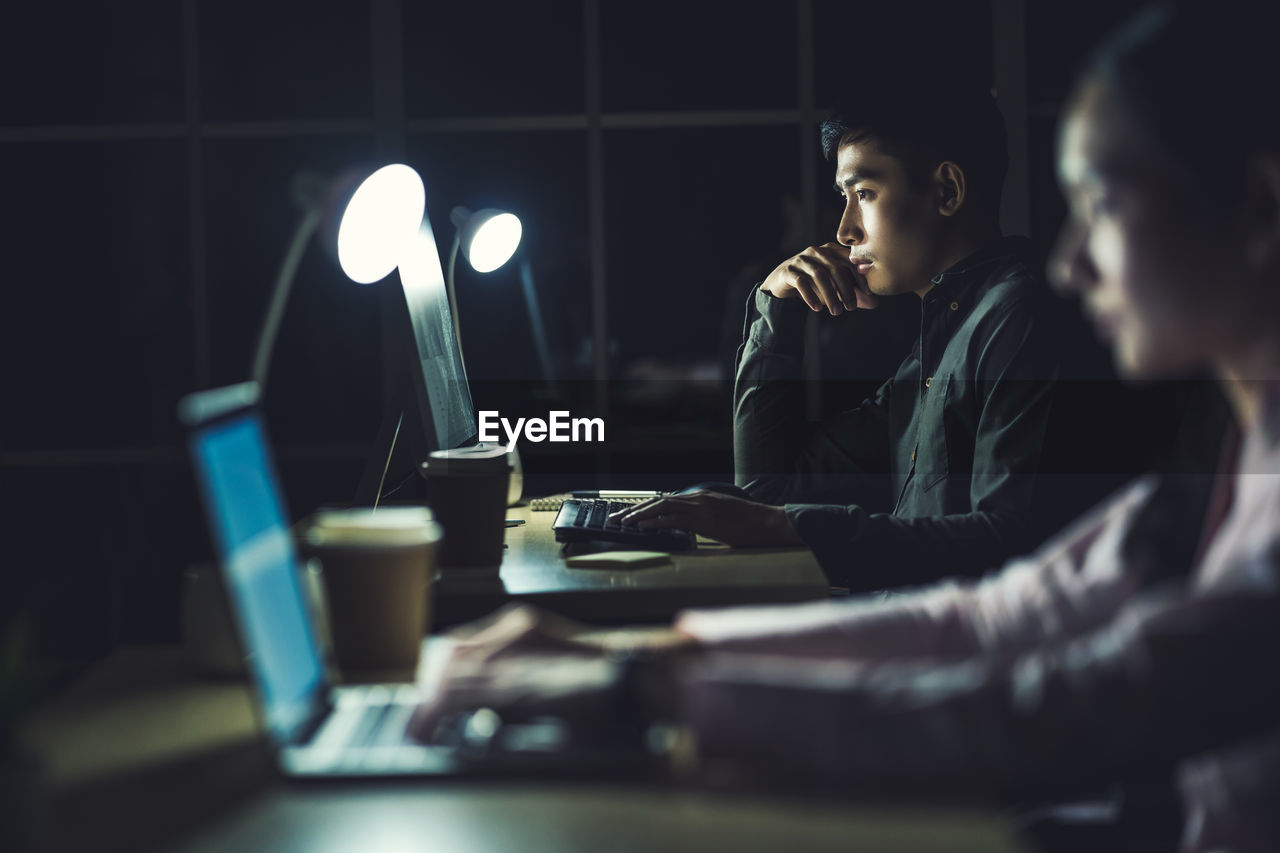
[1028,113,1064,264]
[1,141,193,450]
[601,0,798,112]
[604,125,800,370]
[198,0,373,121]
[1025,1,1148,105]
[812,0,993,109]
[597,124,796,486]
[404,0,585,117]
[404,130,591,392]
[0,2,184,126]
[202,135,385,445]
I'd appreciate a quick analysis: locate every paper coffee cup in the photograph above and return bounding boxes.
[299,507,441,672]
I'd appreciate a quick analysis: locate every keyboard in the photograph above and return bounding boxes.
[552,498,695,550]
[308,686,419,752]
[529,494,653,512]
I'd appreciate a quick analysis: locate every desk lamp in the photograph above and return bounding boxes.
[446,206,556,393]
[250,163,426,390]
[248,168,526,507]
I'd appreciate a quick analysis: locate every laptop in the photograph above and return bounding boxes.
[179,382,652,778]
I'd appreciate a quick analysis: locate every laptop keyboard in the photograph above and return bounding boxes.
[553,498,695,550]
[347,701,396,748]
[310,686,419,752]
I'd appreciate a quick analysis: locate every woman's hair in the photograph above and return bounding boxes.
[1082,2,1280,202]
[1092,5,1258,583]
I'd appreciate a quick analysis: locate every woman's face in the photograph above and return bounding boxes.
[1050,77,1253,380]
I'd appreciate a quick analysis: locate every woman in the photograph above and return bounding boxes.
[414,6,1280,850]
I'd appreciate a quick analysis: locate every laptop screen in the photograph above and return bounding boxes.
[189,409,327,743]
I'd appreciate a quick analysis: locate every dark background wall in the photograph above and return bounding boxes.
[0,0,1150,658]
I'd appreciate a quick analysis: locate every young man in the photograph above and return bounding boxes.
[620,82,1081,591]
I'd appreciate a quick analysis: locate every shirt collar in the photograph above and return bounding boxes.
[928,235,1031,291]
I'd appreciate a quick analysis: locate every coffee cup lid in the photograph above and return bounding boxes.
[422,444,510,475]
[304,507,441,546]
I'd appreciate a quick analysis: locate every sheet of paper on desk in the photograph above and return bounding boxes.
[564,551,673,569]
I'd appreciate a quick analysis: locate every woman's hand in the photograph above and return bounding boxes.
[409,605,695,743]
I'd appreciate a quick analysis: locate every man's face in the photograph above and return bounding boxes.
[1050,78,1247,379]
[834,139,946,297]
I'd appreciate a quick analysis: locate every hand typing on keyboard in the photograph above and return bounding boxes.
[408,605,697,748]
[553,498,696,550]
[410,606,642,745]
[611,489,805,548]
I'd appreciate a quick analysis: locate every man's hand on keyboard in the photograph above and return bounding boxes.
[612,490,804,548]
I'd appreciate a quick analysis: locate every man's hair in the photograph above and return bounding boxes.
[1083,2,1280,206]
[819,81,1009,222]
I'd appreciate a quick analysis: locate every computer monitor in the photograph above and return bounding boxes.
[354,214,479,506]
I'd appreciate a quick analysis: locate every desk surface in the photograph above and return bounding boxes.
[19,647,1029,853]
[433,504,830,626]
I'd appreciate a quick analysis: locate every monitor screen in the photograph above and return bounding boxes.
[355,207,479,506]
[189,409,327,743]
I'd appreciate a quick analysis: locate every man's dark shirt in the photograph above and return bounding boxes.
[735,236,1066,590]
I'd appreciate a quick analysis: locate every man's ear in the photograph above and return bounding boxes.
[1243,153,1280,272]
[934,161,966,217]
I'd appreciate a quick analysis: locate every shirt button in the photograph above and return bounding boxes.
[924,376,933,388]
[911,448,917,462]
[950,301,959,311]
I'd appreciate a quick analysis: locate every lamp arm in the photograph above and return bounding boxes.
[251,205,324,391]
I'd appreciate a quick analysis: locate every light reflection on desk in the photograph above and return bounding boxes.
[432,505,829,626]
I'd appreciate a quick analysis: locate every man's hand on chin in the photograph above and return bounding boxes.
[761,242,879,313]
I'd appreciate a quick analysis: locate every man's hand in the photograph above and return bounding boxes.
[761,242,879,314]
[613,490,803,548]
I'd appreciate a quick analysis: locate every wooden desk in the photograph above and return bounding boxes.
[433,504,831,626]
[18,647,1030,853]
